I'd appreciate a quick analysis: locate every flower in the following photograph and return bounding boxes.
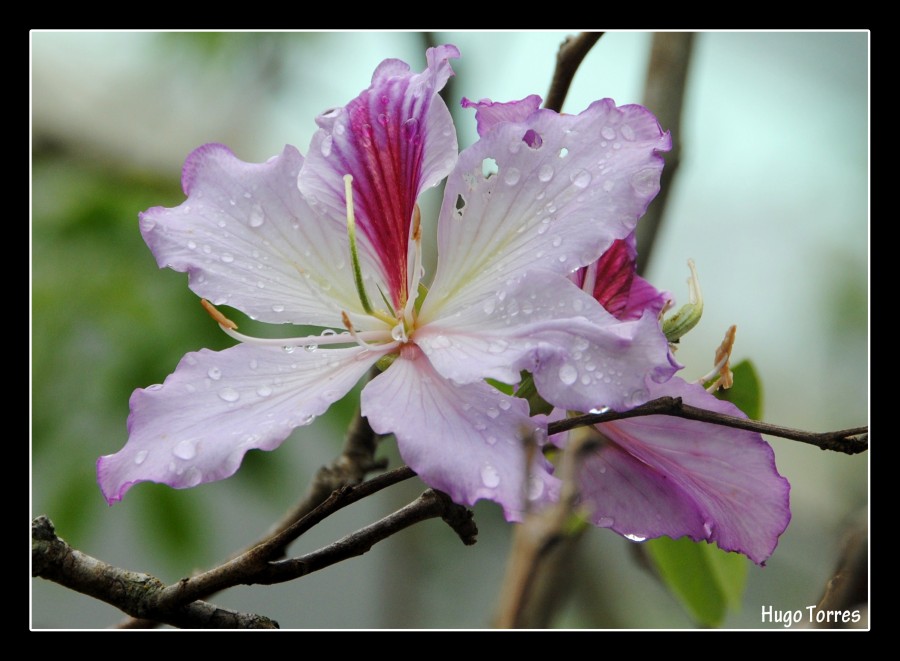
[558,241,791,564]
[98,45,676,520]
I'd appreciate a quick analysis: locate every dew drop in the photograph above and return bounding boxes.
[486,406,500,419]
[527,476,544,500]
[703,522,714,537]
[272,304,285,313]
[221,253,234,263]
[202,244,212,254]
[243,191,252,199]
[207,367,222,380]
[621,124,636,141]
[503,167,521,186]
[552,236,562,248]
[480,464,501,488]
[558,363,578,385]
[597,516,615,528]
[498,400,511,411]
[145,383,163,391]
[377,112,388,126]
[321,329,337,337]
[173,440,196,460]
[256,385,272,397]
[304,344,319,353]
[601,126,616,140]
[183,467,203,488]
[488,339,508,354]
[249,205,265,228]
[187,240,197,250]
[282,346,295,353]
[299,413,315,425]
[403,117,419,139]
[538,164,554,182]
[631,168,660,195]
[483,298,496,314]
[134,450,149,465]
[320,135,334,157]
[218,387,240,402]
[334,123,346,136]
[571,169,592,188]
[624,533,646,542]
[249,359,259,370]
[580,374,592,385]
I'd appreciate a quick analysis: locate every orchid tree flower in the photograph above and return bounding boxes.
[558,242,791,564]
[98,45,677,521]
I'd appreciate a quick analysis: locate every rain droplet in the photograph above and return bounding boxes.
[256,386,272,397]
[498,400,511,411]
[320,135,333,157]
[480,464,501,488]
[488,339,508,354]
[249,359,259,369]
[282,345,295,353]
[134,450,149,465]
[558,363,578,385]
[183,467,203,488]
[207,367,222,380]
[570,169,592,188]
[403,117,419,139]
[621,124,636,141]
[631,168,659,195]
[202,244,212,254]
[249,205,265,228]
[552,236,562,248]
[527,476,544,500]
[624,533,646,542]
[703,522,714,537]
[486,435,498,446]
[243,192,252,199]
[503,167,521,186]
[538,164,554,182]
[145,383,163,391]
[580,374,592,385]
[601,126,616,140]
[304,344,319,353]
[486,406,500,419]
[173,440,196,460]
[221,253,234,263]
[597,516,615,528]
[299,413,315,425]
[483,298,496,314]
[334,123,346,136]
[272,304,285,312]
[187,240,197,250]
[218,387,240,402]
[603,180,615,192]
[321,329,337,337]
[377,112,388,126]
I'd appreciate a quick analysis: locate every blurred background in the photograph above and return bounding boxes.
[31,31,868,629]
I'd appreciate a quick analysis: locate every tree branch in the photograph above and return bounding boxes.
[31,516,279,629]
[544,32,604,113]
[635,32,695,274]
[549,396,868,455]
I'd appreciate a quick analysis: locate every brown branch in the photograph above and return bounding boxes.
[549,396,868,455]
[635,32,695,274]
[544,32,604,113]
[31,516,279,629]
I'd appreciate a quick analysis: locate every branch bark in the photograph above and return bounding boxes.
[544,32,604,113]
[549,396,868,455]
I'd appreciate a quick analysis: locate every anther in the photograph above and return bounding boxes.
[699,324,737,392]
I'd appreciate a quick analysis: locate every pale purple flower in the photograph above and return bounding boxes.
[98,45,676,520]
[560,242,791,564]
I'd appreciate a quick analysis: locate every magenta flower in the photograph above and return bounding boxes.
[560,241,791,564]
[98,45,676,520]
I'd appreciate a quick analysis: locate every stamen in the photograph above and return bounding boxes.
[201,299,238,330]
[220,323,390,349]
[581,261,599,298]
[344,174,375,315]
[342,310,384,350]
[403,204,424,326]
[698,324,737,392]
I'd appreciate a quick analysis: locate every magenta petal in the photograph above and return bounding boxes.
[574,377,791,564]
[97,344,381,504]
[299,44,460,308]
[361,345,559,521]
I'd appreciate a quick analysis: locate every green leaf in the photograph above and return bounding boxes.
[645,536,749,627]
[715,359,763,420]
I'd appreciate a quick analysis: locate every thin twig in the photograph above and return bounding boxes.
[635,32,695,274]
[549,396,868,455]
[544,33,604,113]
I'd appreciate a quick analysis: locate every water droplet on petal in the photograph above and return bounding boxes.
[187,240,197,250]
[597,516,615,528]
[538,164,554,182]
[631,168,660,195]
[320,135,333,157]
[183,466,203,487]
[218,387,240,402]
[304,344,318,353]
[221,253,234,263]
[703,521,714,537]
[527,476,544,500]
[272,304,285,313]
[145,383,163,391]
[207,367,222,380]
[488,339,508,354]
[173,440,196,460]
[403,117,419,139]
[621,124,636,141]
[498,400,511,411]
[483,298,496,314]
[134,450,149,465]
[603,180,615,192]
[571,169,592,188]
[334,123,346,136]
[480,464,501,488]
[282,345,295,353]
[601,126,616,140]
[249,205,265,228]
[558,363,577,385]
[486,406,500,419]
[256,385,272,397]
[624,533,646,542]
[552,236,562,248]
[503,167,521,186]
